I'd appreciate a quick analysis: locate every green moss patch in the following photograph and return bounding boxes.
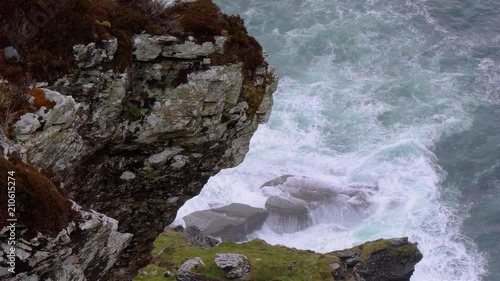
[121,101,142,122]
[134,229,338,281]
[360,239,392,260]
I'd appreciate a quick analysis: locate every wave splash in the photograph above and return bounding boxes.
[175,0,493,280]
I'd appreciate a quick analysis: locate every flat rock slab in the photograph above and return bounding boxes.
[183,203,268,242]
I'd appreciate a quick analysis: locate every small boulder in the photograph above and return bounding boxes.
[215,253,251,279]
[330,262,347,279]
[176,257,204,281]
[4,46,20,61]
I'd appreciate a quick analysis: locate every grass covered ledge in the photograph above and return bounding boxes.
[134,229,339,281]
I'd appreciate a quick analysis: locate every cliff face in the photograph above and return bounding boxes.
[0,29,276,280]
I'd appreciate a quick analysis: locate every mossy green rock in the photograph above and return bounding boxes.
[334,237,423,281]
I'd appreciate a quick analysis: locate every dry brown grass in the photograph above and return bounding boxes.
[0,83,31,136]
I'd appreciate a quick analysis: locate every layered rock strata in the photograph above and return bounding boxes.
[0,203,132,281]
[0,30,276,280]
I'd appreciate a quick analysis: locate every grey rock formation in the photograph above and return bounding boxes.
[1,27,276,280]
[176,257,205,281]
[215,253,251,279]
[182,226,221,248]
[261,176,372,234]
[331,237,423,281]
[183,203,268,242]
[73,38,118,69]
[0,202,132,281]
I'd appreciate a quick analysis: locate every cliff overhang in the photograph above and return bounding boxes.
[0,1,276,280]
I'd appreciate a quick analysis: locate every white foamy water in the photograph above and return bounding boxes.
[173,0,491,280]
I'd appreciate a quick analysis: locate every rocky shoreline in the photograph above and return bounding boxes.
[0,1,422,280]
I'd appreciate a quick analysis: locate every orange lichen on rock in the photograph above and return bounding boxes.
[27,87,56,109]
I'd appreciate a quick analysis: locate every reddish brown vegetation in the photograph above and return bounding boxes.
[165,0,265,72]
[0,0,265,83]
[0,0,161,82]
[0,155,75,236]
[0,0,270,128]
[165,0,221,36]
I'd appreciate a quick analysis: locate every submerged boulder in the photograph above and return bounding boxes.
[183,203,268,241]
[261,175,372,234]
[264,195,311,233]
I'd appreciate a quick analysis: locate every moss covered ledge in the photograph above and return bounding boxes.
[134,229,422,281]
[134,229,339,281]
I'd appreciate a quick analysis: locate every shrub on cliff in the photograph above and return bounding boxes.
[165,0,265,72]
[0,155,75,237]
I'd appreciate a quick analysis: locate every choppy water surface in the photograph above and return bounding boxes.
[175,0,500,280]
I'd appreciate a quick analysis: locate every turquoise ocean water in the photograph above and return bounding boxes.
[175,1,500,280]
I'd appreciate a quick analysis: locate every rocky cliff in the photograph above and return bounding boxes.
[0,1,276,280]
[0,1,422,281]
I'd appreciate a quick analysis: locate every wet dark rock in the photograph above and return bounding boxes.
[261,174,295,187]
[331,237,423,281]
[330,262,347,279]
